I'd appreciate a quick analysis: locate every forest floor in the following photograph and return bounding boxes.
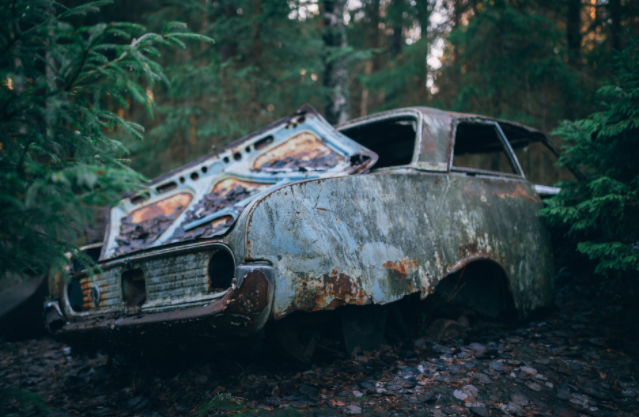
[1,271,639,417]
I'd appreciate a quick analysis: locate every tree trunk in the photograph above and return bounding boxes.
[566,0,581,67]
[389,0,404,59]
[323,0,349,125]
[608,0,622,52]
[360,60,372,117]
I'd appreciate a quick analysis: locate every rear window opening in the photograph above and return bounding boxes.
[340,117,417,169]
[122,268,146,308]
[453,122,517,175]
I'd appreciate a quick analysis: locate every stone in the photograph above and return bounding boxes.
[463,385,478,397]
[475,373,493,384]
[510,392,529,406]
[470,406,490,417]
[453,389,469,401]
[488,361,504,372]
[526,382,542,391]
[344,404,362,415]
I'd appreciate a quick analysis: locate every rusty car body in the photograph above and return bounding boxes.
[44,105,566,354]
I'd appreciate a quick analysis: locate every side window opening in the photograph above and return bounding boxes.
[339,117,416,169]
[452,122,518,176]
[498,122,578,188]
[512,140,576,187]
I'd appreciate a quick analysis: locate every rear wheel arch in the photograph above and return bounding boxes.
[430,257,518,322]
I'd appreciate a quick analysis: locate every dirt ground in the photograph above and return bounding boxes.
[1,270,639,417]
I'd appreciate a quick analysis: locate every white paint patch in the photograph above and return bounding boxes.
[360,242,404,269]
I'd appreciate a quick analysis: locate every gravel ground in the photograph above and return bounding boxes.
[1,271,638,417]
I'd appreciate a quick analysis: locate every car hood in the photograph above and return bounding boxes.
[100,105,378,260]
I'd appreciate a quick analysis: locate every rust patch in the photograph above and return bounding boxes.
[382,258,418,278]
[129,193,192,224]
[115,193,193,256]
[169,178,270,241]
[226,270,269,315]
[458,241,479,256]
[252,132,346,172]
[495,184,540,203]
[282,273,368,318]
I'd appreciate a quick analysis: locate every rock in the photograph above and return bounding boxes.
[408,391,435,403]
[488,361,504,372]
[432,409,447,417]
[535,358,550,365]
[526,382,542,391]
[557,390,571,400]
[501,402,522,416]
[458,316,470,328]
[359,381,375,390]
[463,385,479,397]
[569,361,584,371]
[510,392,529,406]
[195,374,208,384]
[475,373,493,384]
[299,384,319,397]
[520,366,537,375]
[469,343,487,355]
[454,389,469,401]
[432,344,450,354]
[344,404,362,414]
[470,406,490,417]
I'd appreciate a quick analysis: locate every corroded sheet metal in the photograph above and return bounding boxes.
[53,264,275,342]
[102,105,378,260]
[229,173,553,320]
[62,243,231,319]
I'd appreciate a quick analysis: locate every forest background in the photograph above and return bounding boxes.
[1,0,638,282]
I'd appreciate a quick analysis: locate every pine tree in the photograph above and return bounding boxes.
[540,38,639,281]
[439,0,581,130]
[0,0,210,279]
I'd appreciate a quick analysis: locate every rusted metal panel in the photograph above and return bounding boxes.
[102,105,377,260]
[61,242,233,318]
[229,172,553,320]
[50,264,274,343]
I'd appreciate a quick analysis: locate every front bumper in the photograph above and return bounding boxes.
[44,264,274,348]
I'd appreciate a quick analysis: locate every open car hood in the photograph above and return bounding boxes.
[100,105,378,260]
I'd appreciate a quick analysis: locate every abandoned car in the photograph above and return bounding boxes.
[44,105,573,358]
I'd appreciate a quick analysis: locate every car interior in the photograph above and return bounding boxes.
[339,117,417,169]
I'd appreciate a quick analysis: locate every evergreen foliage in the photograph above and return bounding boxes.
[0,0,210,279]
[540,38,639,280]
[122,0,328,177]
[442,0,581,127]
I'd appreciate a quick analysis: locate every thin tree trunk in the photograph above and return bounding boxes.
[323,0,349,125]
[608,0,622,52]
[360,60,372,117]
[389,0,404,59]
[566,0,582,67]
